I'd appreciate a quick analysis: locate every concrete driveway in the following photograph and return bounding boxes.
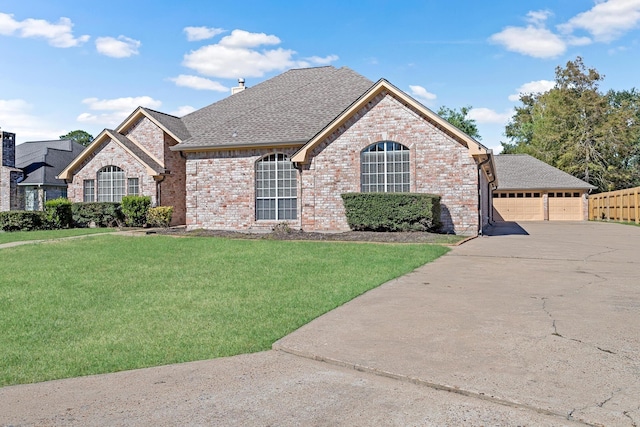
[1,221,639,426]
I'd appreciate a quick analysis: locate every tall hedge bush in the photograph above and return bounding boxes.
[71,202,123,228]
[44,198,73,229]
[0,211,46,232]
[121,196,151,227]
[341,193,442,232]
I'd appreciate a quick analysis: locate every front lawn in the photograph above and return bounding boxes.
[0,228,115,245]
[0,235,448,386]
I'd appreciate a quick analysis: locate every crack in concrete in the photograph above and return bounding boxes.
[541,297,618,355]
[596,388,621,407]
[583,246,619,263]
[623,410,638,427]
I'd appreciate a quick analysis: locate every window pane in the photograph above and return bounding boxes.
[360,141,410,193]
[256,154,297,220]
[83,179,95,202]
[128,178,139,196]
[97,166,125,202]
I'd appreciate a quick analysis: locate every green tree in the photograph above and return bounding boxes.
[502,57,640,192]
[437,105,481,140]
[60,130,94,147]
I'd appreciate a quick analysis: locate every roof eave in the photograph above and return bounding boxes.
[172,140,307,152]
[57,129,164,180]
[117,107,184,144]
[291,79,491,164]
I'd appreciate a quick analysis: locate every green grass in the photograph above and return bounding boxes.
[0,235,448,386]
[0,228,116,245]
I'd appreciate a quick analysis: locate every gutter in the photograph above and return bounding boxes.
[477,156,492,236]
[170,139,307,152]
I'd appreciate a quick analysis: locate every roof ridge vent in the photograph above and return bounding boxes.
[231,78,246,95]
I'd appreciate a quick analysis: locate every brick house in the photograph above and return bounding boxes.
[15,139,86,210]
[60,66,496,235]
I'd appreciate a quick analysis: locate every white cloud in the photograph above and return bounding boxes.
[408,85,437,103]
[0,98,66,142]
[170,106,196,117]
[95,36,140,58]
[77,96,162,127]
[526,9,553,26]
[169,74,229,91]
[490,25,566,58]
[491,1,640,58]
[0,12,89,48]
[558,0,640,42]
[303,55,339,65]
[508,80,555,101]
[184,26,225,41]
[218,29,281,48]
[468,108,513,125]
[182,28,332,78]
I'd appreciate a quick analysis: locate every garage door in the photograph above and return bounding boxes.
[548,192,583,220]
[493,192,544,221]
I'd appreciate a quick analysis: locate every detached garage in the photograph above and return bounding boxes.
[493,155,595,222]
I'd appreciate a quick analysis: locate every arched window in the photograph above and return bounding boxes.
[97,166,125,202]
[361,141,410,192]
[255,154,297,220]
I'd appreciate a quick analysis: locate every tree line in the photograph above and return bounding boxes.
[502,57,640,193]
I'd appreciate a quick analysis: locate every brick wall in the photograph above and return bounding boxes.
[1,132,18,211]
[184,92,481,235]
[185,148,299,230]
[126,117,165,164]
[303,92,479,234]
[161,134,186,225]
[67,118,187,225]
[67,138,157,205]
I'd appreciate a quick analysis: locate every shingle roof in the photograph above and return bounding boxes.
[176,66,374,150]
[16,140,86,186]
[495,154,595,190]
[141,108,191,141]
[106,131,165,174]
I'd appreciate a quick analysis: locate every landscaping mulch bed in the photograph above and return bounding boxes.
[155,227,467,245]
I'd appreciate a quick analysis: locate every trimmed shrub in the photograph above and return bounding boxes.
[341,193,442,232]
[121,196,151,227]
[147,206,173,228]
[0,211,46,232]
[72,202,123,228]
[44,198,73,229]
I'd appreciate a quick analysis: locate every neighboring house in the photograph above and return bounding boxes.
[0,130,21,211]
[493,154,595,221]
[15,139,86,210]
[60,66,497,235]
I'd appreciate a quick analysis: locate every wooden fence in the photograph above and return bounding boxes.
[588,186,640,223]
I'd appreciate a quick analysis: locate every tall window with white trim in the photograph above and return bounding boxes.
[97,166,125,202]
[83,179,95,202]
[361,141,410,192]
[255,154,297,220]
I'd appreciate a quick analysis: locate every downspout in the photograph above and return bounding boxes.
[477,157,491,236]
[155,175,166,206]
[293,162,303,229]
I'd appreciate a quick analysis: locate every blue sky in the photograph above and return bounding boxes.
[1,0,639,153]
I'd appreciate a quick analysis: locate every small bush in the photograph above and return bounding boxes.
[147,206,173,228]
[0,211,46,232]
[341,193,442,232]
[72,202,123,228]
[121,196,151,227]
[45,198,73,229]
